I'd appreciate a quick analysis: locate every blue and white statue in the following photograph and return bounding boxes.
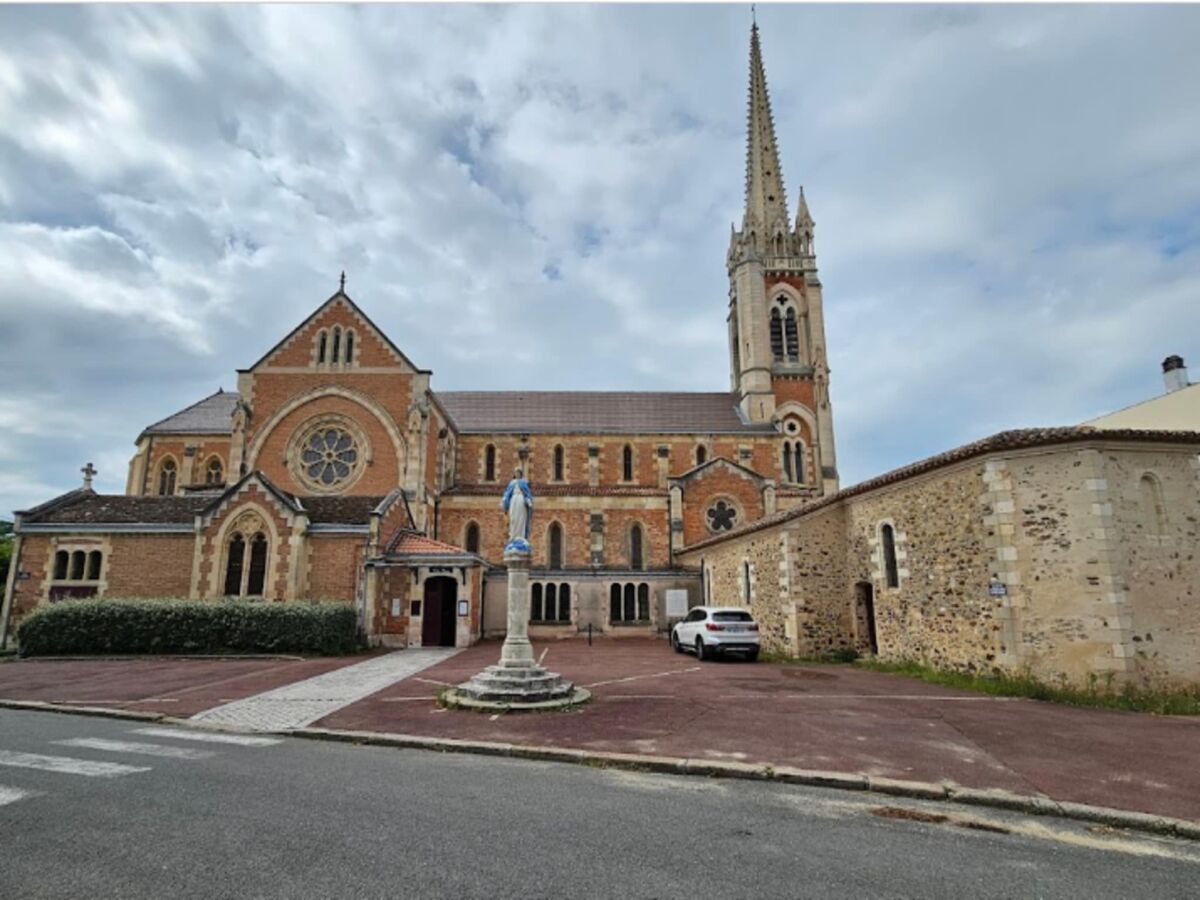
[501,466,534,554]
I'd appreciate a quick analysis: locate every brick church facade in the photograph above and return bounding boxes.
[2,25,838,649]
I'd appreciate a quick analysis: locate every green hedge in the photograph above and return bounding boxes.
[17,599,362,657]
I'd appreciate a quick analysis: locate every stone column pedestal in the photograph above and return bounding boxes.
[446,548,588,710]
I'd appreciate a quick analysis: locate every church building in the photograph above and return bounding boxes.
[1,24,837,650]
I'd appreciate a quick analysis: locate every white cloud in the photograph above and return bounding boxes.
[0,4,1198,518]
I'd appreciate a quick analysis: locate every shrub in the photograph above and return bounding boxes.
[17,598,362,657]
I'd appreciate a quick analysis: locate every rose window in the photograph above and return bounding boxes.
[301,427,360,486]
[706,500,738,532]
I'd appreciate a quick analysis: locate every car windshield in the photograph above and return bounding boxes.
[712,611,753,622]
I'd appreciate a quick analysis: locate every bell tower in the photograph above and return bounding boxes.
[727,21,838,493]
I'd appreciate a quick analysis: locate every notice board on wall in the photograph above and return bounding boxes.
[665,589,690,619]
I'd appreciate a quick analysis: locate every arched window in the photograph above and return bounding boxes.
[331,327,342,364]
[545,583,558,622]
[622,444,634,481]
[770,308,784,360]
[247,533,268,596]
[531,583,543,621]
[623,583,636,622]
[484,445,496,482]
[793,441,806,483]
[317,331,328,364]
[548,522,564,569]
[86,550,102,581]
[224,533,245,596]
[1140,474,1168,535]
[344,331,354,365]
[205,457,224,486]
[784,307,800,360]
[158,458,177,496]
[559,583,571,622]
[53,550,69,580]
[630,524,644,571]
[609,583,621,622]
[637,583,650,620]
[553,445,565,482]
[881,524,899,589]
[695,445,707,466]
[464,521,480,554]
[782,443,793,482]
[70,550,85,580]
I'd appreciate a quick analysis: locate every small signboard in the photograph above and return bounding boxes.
[665,589,690,618]
[391,598,401,617]
[458,600,469,617]
[988,582,1008,598]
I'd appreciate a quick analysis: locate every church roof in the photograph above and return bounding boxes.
[142,389,239,436]
[18,491,386,527]
[434,391,775,435]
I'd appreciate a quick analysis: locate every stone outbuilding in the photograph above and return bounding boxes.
[678,428,1200,687]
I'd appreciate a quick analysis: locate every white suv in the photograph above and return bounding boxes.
[671,606,760,661]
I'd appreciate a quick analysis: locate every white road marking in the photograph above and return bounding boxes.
[414,677,452,687]
[584,667,701,689]
[0,750,150,778]
[380,696,437,702]
[133,727,281,747]
[0,784,38,806]
[538,648,549,666]
[712,694,1022,702]
[53,738,214,760]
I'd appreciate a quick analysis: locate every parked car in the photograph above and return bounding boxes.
[671,606,760,661]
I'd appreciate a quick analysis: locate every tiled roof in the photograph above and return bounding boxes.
[21,493,210,525]
[301,496,387,524]
[143,390,239,435]
[434,391,775,434]
[387,530,472,556]
[680,426,1200,553]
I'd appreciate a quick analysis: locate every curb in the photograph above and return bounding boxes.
[291,726,1200,842]
[2,700,1195,842]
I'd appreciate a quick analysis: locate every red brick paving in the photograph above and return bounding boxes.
[0,655,369,717]
[317,638,1200,823]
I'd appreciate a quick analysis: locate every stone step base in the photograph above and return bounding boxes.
[456,664,576,703]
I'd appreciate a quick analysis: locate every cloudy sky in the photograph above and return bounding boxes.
[1,3,1199,516]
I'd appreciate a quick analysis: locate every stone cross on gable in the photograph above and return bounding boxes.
[81,462,97,490]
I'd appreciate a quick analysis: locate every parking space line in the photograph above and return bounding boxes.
[0,750,150,778]
[0,784,38,806]
[133,727,281,747]
[584,667,701,689]
[53,738,215,760]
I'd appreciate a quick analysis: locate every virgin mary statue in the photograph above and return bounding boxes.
[501,467,534,553]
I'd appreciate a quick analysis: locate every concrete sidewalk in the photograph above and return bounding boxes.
[315,638,1200,824]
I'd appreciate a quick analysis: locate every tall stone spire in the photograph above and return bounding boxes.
[742,21,790,246]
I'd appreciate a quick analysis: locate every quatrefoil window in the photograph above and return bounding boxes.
[301,427,359,486]
[706,500,738,533]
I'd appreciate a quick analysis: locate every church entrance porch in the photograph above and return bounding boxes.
[421,576,458,648]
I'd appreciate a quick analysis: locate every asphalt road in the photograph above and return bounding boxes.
[0,709,1196,900]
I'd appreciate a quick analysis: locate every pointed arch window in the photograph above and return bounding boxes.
[484,445,496,482]
[317,330,328,364]
[881,524,899,589]
[331,327,342,364]
[622,444,634,482]
[157,458,177,496]
[695,445,707,466]
[630,524,644,571]
[548,522,564,570]
[784,308,800,360]
[247,533,268,596]
[205,457,224,486]
[553,445,565,482]
[464,521,480,554]
[344,331,354,365]
[770,308,785,360]
[224,533,246,596]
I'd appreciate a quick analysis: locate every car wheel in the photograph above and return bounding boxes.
[695,638,707,661]
[671,632,684,653]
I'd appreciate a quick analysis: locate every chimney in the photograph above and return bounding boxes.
[1163,355,1189,394]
